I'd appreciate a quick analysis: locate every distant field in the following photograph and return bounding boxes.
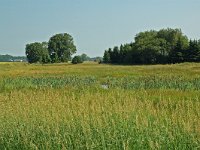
[0,62,199,149]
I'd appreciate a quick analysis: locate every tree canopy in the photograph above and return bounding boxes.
[0,55,26,62]
[80,53,90,61]
[25,33,77,64]
[25,28,200,65]
[48,33,77,63]
[103,28,199,64]
[72,56,83,64]
[26,42,50,64]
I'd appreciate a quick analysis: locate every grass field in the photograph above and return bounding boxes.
[0,62,199,149]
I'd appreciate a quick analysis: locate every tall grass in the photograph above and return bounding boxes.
[1,75,200,92]
[0,62,199,149]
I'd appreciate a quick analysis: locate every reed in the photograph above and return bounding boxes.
[0,62,199,149]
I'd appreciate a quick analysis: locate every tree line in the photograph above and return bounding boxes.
[26,33,78,64]
[0,54,26,62]
[103,28,200,64]
[25,33,102,64]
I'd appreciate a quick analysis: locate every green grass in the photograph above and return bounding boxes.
[0,62,199,149]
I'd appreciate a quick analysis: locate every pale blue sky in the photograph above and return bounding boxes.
[0,0,200,56]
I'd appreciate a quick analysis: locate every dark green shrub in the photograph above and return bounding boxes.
[72,56,83,64]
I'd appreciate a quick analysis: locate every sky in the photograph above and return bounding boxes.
[0,0,200,57]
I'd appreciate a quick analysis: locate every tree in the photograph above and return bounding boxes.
[49,52,58,63]
[26,42,50,63]
[110,46,120,63]
[185,40,200,62]
[80,53,90,61]
[158,28,189,62]
[103,50,110,63]
[41,42,51,63]
[72,56,83,64]
[134,30,165,64]
[48,33,77,63]
[102,28,191,65]
[169,38,185,63]
[118,44,132,64]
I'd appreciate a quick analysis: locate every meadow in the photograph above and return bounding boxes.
[0,62,199,149]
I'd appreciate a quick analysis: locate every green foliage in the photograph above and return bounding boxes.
[134,30,163,64]
[26,42,50,64]
[93,57,103,63]
[169,38,186,63]
[0,55,26,62]
[2,75,200,91]
[103,50,110,63]
[72,56,83,64]
[80,53,90,61]
[25,33,77,64]
[119,44,132,63]
[185,40,200,62]
[103,28,194,65]
[48,33,76,63]
[111,46,120,63]
[50,52,58,63]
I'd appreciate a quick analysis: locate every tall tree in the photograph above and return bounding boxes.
[103,50,110,63]
[119,44,132,64]
[48,33,76,63]
[111,46,120,63]
[26,42,50,63]
[134,30,164,64]
[158,28,189,60]
[185,40,200,62]
[169,38,185,63]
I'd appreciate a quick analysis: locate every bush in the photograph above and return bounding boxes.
[72,56,83,64]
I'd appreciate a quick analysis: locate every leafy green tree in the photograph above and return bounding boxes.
[72,56,83,64]
[158,28,189,61]
[50,52,59,63]
[26,42,50,63]
[48,33,77,63]
[41,42,51,63]
[42,42,48,49]
[80,53,90,61]
[134,30,165,64]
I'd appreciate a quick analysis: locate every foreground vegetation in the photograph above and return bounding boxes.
[0,62,200,149]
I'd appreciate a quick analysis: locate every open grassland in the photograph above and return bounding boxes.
[0,62,200,149]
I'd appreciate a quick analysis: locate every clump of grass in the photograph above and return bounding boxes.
[104,75,200,90]
[0,76,96,92]
[2,74,200,92]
